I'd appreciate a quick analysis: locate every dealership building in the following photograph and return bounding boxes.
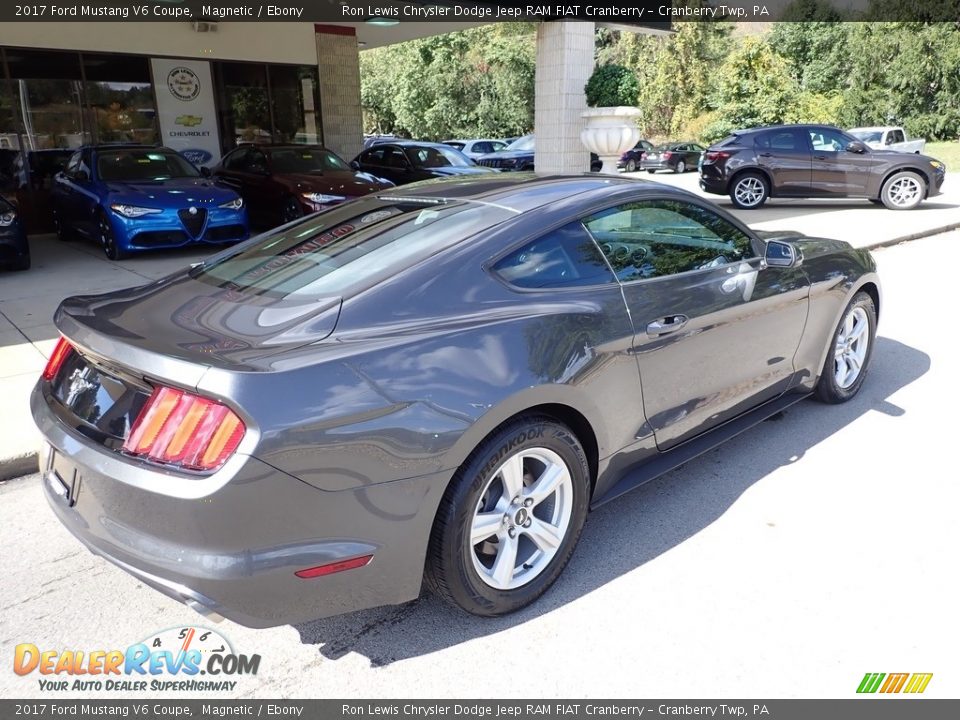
[0,18,664,232]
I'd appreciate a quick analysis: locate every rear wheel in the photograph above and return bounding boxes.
[98,210,128,261]
[425,417,590,616]
[814,291,877,404]
[729,172,769,209]
[675,160,686,174]
[880,171,925,210]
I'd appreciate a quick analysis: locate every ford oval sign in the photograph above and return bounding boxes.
[181,149,213,166]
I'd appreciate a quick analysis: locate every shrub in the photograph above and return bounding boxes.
[584,64,640,107]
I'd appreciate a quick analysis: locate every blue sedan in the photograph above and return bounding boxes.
[51,145,249,260]
[0,195,29,271]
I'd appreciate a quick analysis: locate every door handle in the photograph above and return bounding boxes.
[758,152,773,158]
[646,315,688,336]
[814,155,827,161]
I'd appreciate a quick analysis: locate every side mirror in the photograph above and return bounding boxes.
[75,169,89,182]
[349,160,360,171]
[199,166,212,178]
[764,240,801,268]
[847,141,868,154]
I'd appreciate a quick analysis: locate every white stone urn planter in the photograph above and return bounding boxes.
[580,106,642,174]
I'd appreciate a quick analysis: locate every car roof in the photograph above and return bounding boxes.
[376,140,455,148]
[238,143,333,152]
[376,173,701,214]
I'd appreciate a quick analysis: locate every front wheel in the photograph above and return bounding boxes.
[626,159,637,173]
[880,171,925,210]
[98,210,128,261]
[280,196,302,224]
[425,417,590,616]
[729,172,769,209]
[814,291,877,404]
[646,169,656,174]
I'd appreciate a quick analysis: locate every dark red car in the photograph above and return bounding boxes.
[213,144,393,228]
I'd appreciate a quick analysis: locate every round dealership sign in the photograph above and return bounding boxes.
[167,66,201,101]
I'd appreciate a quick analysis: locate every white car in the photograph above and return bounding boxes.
[848,126,926,154]
[443,138,510,160]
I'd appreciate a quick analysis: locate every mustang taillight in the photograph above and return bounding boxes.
[42,337,74,381]
[123,386,245,471]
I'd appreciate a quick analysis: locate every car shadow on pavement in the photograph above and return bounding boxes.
[292,336,928,667]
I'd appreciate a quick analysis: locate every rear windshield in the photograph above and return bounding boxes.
[98,149,199,182]
[193,196,514,297]
[406,145,473,168]
[269,147,350,174]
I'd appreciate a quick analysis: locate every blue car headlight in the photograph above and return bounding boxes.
[0,211,16,226]
[110,204,162,219]
[302,192,346,204]
[219,197,244,210]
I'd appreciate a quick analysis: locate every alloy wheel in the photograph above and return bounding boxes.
[834,306,870,389]
[734,177,765,207]
[469,447,574,591]
[885,176,922,208]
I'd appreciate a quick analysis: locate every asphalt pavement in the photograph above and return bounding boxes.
[1,231,957,699]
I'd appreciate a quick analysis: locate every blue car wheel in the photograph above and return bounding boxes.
[98,210,129,261]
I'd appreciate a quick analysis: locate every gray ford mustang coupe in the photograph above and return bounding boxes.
[33,174,880,627]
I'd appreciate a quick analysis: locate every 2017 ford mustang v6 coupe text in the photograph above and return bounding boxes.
[32,175,880,627]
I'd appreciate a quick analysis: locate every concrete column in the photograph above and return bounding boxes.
[534,21,595,174]
[315,25,363,161]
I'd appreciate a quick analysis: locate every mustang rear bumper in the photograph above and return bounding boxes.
[32,384,448,628]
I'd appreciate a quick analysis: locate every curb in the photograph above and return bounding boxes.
[0,223,956,483]
[864,221,960,250]
[0,451,39,482]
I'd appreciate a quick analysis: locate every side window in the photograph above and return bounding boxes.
[490,141,507,152]
[890,129,905,144]
[385,148,409,168]
[584,200,756,282]
[809,128,850,152]
[473,142,492,154]
[492,222,616,289]
[756,130,804,151]
[223,147,251,171]
[362,148,386,166]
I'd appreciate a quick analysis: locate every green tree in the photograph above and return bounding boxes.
[710,37,798,132]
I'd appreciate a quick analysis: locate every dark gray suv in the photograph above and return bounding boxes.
[699,124,946,210]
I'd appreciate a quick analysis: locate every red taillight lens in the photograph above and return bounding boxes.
[705,151,731,162]
[123,386,245,471]
[42,337,73,381]
[663,151,673,159]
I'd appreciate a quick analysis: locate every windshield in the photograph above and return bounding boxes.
[97,149,199,182]
[507,135,534,152]
[268,147,351,174]
[194,196,514,298]
[850,130,882,143]
[406,145,473,168]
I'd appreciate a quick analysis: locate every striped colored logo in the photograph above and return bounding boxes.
[857,672,933,694]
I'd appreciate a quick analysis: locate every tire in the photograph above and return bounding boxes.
[98,210,128,261]
[675,160,686,174]
[729,172,769,209]
[646,169,656,174]
[425,417,591,616]
[880,171,925,210]
[10,253,30,272]
[280,196,302,224]
[53,212,74,242]
[626,159,637,173]
[814,291,877,404]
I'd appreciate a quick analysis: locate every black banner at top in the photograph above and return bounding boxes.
[2,0,959,23]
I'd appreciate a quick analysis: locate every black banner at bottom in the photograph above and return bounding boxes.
[1,700,957,720]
